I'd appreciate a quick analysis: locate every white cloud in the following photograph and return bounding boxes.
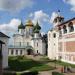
[63,0,75,12]
[41,32,45,36]
[0,18,21,36]
[29,10,50,25]
[0,0,34,12]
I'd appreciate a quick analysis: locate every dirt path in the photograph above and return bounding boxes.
[39,71,52,75]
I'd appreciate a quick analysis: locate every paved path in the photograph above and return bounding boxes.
[38,70,75,75]
[39,71,52,75]
[26,55,75,75]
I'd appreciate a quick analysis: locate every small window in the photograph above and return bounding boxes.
[68,22,74,32]
[53,33,56,38]
[58,27,62,36]
[37,43,38,47]
[20,50,22,55]
[63,25,67,34]
[37,50,38,53]
[11,49,13,55]
[59,18,62,22]
[16,50,18,55]
[54,18,57,23]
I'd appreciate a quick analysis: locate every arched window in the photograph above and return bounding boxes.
[63,25,67,34]
[68,22,74,32]
[53,33,56,38]
[58,27,62,36]
[54,18,57,23]
[16,50,18,55]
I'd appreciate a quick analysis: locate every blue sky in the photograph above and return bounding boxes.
[0,0,75,36]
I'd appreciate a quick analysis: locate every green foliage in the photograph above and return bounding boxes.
[8,56,54,72]
[3,71,38,75]
[21,71,38,75]
[30,64,54,71]
[3,72,16,75]
[52,72,64,75]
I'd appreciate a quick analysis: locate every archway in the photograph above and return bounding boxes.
[27,49,33,55]
[26,46,34,55]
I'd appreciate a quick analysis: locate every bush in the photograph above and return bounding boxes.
[3,72,16,75]
[21,71,38,75]
[52,72,64,75]
[17,56,24,60]
[3,71,38,75]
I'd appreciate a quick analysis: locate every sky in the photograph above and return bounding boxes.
[0,0,75,37]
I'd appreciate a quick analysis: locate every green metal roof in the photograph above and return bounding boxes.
[33,21,41,33]
[18,22,25,29]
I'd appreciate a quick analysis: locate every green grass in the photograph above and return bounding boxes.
[29,64,54,71]
[49,59,75,68]
[8,56,54,72]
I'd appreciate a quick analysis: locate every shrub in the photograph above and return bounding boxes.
[17,56,23,60]
[52,72,64,75]
[3,72,16,75]
[21,71,38,75]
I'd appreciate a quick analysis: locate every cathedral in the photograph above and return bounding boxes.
[8,20,46,56]
[48,11,75,64]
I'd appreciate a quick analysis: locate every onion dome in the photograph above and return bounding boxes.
[25,20,34,27]
[18,22,25,29]
[33,21,41,33]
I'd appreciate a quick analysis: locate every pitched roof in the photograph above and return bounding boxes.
[0,32,10,38]
[58,17,75,26]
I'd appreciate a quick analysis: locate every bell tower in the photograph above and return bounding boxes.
[51,10,64,27]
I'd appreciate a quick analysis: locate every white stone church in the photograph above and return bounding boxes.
[8,20,46,56]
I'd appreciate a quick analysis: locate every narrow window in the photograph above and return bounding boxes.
[37,50,38,53]
[53,33,56,38]
[59,27,62,36]
[16,50,18,55]
[11,49,13,55]
[20,50,22,55]
[68,22,74,32]
[63,25,67,34]
[54,18,57,23]
[37,43,38,47]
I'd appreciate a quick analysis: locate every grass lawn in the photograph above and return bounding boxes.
[56,61,75,68]
[49,59,75,68]
[8,56,54,72]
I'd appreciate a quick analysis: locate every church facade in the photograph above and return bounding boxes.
[48,11,75,64]
[8,20,46,56]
